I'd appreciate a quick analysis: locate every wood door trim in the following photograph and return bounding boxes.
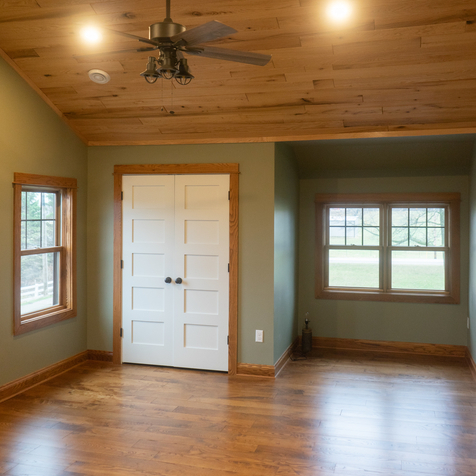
[114,163,239,175]
[113,164,239,375]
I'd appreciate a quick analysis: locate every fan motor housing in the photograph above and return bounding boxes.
[149,21,186,41]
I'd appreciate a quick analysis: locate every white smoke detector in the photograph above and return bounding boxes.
[88,69,110,84]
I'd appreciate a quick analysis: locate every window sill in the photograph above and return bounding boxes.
[14,307,76,335]
[316,288,459,304]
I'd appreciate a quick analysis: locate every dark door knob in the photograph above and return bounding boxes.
[164,277,172,283]
[175,277,183,284]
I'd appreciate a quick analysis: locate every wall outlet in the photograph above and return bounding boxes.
[468,317,470,329]
[255,330,264,342]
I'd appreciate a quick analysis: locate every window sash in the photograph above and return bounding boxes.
[21,190,61,251]
[315,193,460,304]
[13,173,77,335]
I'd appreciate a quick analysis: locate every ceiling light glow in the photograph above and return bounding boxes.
[81,26,102,44]
[327,1,353,22]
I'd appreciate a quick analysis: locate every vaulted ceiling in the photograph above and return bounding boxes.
[1,0,476,145]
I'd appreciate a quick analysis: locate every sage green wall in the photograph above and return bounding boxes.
[299,174,469,345]
[0,58,88,387]
[273,144,299,363]
[469,142,476,358]
[87,143,276,366]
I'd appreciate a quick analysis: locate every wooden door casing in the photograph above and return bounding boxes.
[113,163,239,374]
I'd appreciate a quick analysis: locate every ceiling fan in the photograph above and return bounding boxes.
[90,0,272,85]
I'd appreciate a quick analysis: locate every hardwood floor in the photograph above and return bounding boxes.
[0,349,475,476]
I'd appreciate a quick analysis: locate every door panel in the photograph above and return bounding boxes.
[122,175,175,366]
[173,175,230,371]
[122,174,229,372]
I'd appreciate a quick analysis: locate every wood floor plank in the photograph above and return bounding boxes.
[0,350,475,475]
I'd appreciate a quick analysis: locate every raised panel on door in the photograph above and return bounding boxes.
[173,175,230,371]
[122,175,175,365]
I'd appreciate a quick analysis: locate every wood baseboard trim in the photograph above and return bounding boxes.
[0,349,115,403]
[274,337,300,377]
[0,351,88,403]
[87,350,114,362]
[236,363,275,378]
[311,337,467,358]
[466,348,476,381]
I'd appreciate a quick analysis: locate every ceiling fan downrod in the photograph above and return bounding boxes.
[165,0,171,22]
[149,0,185,41]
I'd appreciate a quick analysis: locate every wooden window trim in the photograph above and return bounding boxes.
[315,193,460,304]
[13,173,77,335]
[112,164,239,374]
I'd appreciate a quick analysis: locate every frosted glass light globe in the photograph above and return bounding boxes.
[327,1,353,22]
[81,26,102,44]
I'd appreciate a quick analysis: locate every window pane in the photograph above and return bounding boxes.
[391,251,445,291]
[26,220,41,249]
[26,192,41,219]
[346,227,362,245]
[428,208,445,227]
[21,222,26,250]
[42,193,56,219]
[329,250,379,288]
[392,208,408,226]
[42,221,56,247]
[409,227,427,247]
[21,252,60,315]
[329,208,345,226]
[363,227,379,245]
[346,208,362,227]
[409,208,426,227]
[21,192,27,220]
[428,228,445,247]
[392,227,408,246]
[363,208,379,226]
[329,227,345,245]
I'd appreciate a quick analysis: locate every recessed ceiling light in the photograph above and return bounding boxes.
[327,1,353,22]
[81,26,102,44]
[88,69,110,84]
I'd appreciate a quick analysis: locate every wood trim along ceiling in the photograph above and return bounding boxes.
[2,1,476,145]
[112,163,239,375]
[0,48,88,144]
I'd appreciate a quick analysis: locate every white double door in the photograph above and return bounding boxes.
[122,174,230,371]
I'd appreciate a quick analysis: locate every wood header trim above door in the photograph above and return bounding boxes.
[114,163,239,175]
[112,163,239,375]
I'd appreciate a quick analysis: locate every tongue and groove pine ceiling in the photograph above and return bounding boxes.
[1,0,476,145]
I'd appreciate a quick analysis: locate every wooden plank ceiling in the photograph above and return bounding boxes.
[1,0,476,145]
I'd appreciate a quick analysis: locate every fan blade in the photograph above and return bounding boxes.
[103,28,159,46]
[74,47,157,60]
[184,46,271,66]
[171,21,237,46]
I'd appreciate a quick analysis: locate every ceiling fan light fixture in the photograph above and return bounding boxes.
[157,51,178,80]
[175,58,194,85]
[140,56,161,83]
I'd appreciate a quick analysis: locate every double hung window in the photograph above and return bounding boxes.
[315,193,460,304]
[13,173,77,335]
